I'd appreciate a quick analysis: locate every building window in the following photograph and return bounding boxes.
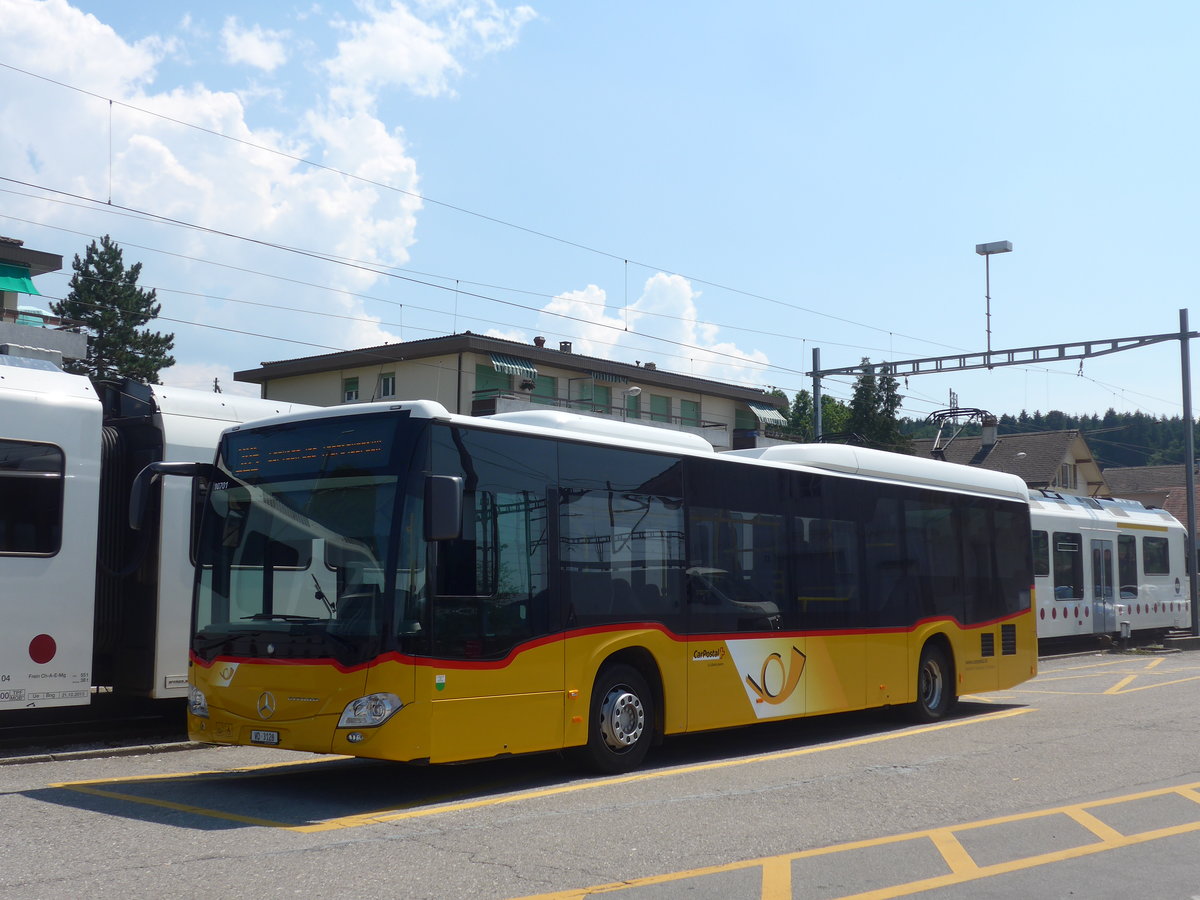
[342,377,359,403]
[650,394,671,423]
[574,381,612,413]
[680,399,700,427]
[378,372,396,398]
[1057,463,1077,490]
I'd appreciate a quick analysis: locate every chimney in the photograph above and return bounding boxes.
[643,362,656,370]
[534,336,546,348]
[981,415,998,449]
[559,341,572,353]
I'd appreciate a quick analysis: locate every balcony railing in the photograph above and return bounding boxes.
[470,389,729,436]
[0,308,82,330]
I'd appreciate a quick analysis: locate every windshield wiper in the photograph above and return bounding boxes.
[240,613,326,622]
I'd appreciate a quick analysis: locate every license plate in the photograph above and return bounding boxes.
[250,730,280,745]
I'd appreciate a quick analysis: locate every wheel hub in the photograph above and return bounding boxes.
[599,686,645,751]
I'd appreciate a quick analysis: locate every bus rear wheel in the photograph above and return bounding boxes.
[909,643,954,722]
[584,664,654,773]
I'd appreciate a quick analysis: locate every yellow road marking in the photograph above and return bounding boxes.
[928,829,978,875]
[513,781,1200,900]
[760,856,792,900]
[48,708,1034,833]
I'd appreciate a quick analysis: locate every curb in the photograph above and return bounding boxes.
[0,740,203,767]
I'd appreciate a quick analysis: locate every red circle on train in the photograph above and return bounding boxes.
[1040,608,1045,619]
[29,634,56,664]
[1052,608,1057,619]
[1075,606,1080,618]
[1085,607,1090,617]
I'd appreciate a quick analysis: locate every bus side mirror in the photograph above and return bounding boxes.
[425,475,464,541]
[130,461,217,530]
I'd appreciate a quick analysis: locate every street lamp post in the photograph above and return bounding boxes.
[976,240,1013,358]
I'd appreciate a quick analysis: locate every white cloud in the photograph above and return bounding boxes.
[1,1,425,369]
[221,17,290,71]
[539,274,772,387]
[324,0,536,109]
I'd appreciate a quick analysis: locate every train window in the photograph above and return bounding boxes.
[1052,531,1083,601]
[1031,531,1050,577]
[1143,536,1170,575]
[0,439,64,556]
[1117,534,1138,598]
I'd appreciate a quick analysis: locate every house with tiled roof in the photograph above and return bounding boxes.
[1103,465,1198,521]
[234,331,790,451]
[911,421,1109,497]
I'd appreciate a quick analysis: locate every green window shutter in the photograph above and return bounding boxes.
[592,384,612,412]
[650,395,671,423]
[625,392,641,419]
[734,409,757,430]
[533,374,557,405]
[475,363,512,394]
[680,400,700,426]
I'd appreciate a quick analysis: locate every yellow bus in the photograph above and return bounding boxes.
[159,400,1036,773]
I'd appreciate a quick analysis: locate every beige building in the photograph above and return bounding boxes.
[0,236,86,366]
[234,332,791,451]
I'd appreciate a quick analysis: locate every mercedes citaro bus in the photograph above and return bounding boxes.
[136,400,1037,773]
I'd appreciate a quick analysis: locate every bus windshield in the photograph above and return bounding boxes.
[192,413,427,665]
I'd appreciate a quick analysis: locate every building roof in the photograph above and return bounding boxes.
[910,429,1095,490]
[234,331,788,409]
[0,236,62,278]
[1102,464,1186,494]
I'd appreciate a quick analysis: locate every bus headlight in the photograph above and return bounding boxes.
[338,692,403,728]
[188,684,210,719]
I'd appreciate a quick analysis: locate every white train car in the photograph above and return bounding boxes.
[0,357,311,712]
[1030,490,1190,639]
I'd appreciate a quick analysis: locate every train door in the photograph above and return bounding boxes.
[1091,539,1116,633]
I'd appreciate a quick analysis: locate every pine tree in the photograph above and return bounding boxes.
[845,360,912,453]
[51,235,175,383]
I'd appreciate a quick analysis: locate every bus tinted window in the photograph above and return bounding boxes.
[687,508,786,633]
[430,426,556,659]
[0,439,64,555]
[794,515,859,629]
[559,443,685,631]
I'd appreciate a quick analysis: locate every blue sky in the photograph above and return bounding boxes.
[2,0,1198,426]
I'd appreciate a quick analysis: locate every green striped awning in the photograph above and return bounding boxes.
[491,353,538,381]
[589,370,628,384]
[0,263,40,296]
[746,400,788,427]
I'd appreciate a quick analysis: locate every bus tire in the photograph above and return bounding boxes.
[584,664,654,774]
[908,643,954,723]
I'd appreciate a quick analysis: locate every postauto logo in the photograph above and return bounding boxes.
[725,639,808,719]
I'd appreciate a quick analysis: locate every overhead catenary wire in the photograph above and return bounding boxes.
[0,64,1179,419]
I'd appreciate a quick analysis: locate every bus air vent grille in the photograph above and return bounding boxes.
[1001,623,1017,655]
[980,632,995,658]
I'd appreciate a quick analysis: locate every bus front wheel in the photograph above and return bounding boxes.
[585,664,654,773]
[909,643,954,723]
